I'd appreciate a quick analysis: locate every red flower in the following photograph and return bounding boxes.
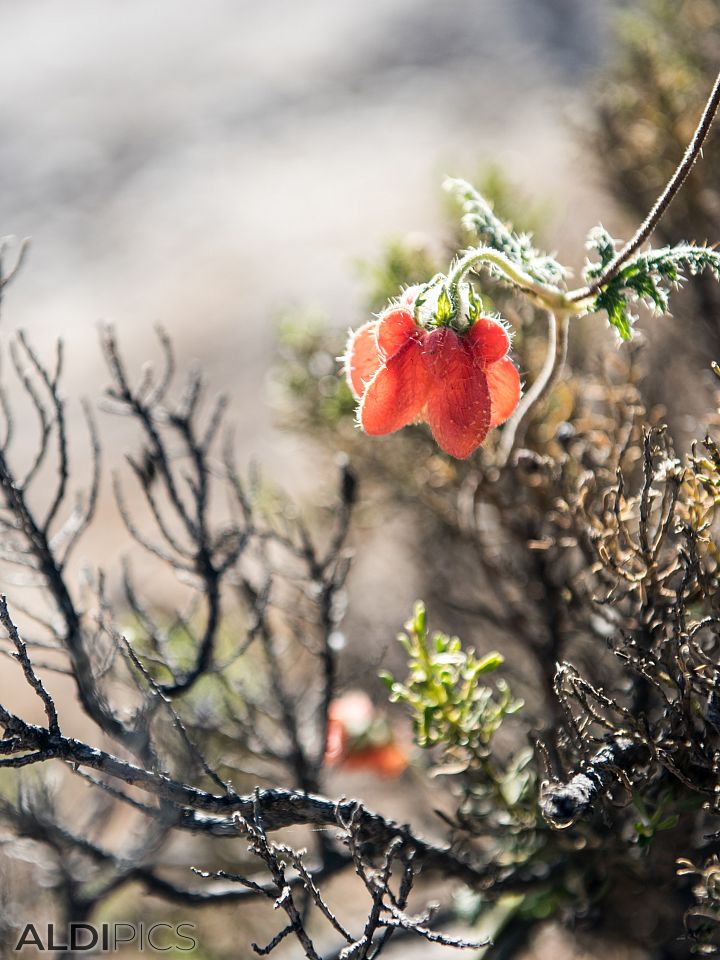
[344,294,521,459]
[341,742,408,778]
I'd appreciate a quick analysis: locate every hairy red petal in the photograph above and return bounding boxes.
[487,356,522,427]
[345,321,382,398]
[467,316,510,365]
[359,337,431,436]
[423,329,491,459]
[376,307,420,358]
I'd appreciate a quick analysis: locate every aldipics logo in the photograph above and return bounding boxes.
[15,922,198,953]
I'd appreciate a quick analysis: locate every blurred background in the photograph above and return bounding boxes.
[0,0,631,636]
[0,0,622,477]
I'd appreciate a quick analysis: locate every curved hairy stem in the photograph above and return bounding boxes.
[495,309,570,467]
[445,248,573,314]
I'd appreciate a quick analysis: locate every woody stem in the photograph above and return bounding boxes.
[495,308,570,468]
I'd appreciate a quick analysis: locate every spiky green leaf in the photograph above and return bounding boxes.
[584,231,720,340]
[445,177,566,285]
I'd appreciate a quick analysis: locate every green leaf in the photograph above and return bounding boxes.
[477,651,504,673]
[445,177,566,286]
[411,601,426,636]
[584,233,720,340]
[595,286,634,341]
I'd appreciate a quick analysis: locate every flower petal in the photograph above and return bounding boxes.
[376,307,420,358]
[468,316,510,365]
[424,329,491,459]
[487,356,522,427]
[345,321,382,398]
[359,336,431,436]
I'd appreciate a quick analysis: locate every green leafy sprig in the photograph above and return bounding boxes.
[583,226,720,340]
[446,178,720,344]
[381,602,522,764]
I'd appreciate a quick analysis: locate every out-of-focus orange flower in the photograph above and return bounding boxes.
[323,690,408,778]
[341,742,409,778]
[344,289,521,459]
